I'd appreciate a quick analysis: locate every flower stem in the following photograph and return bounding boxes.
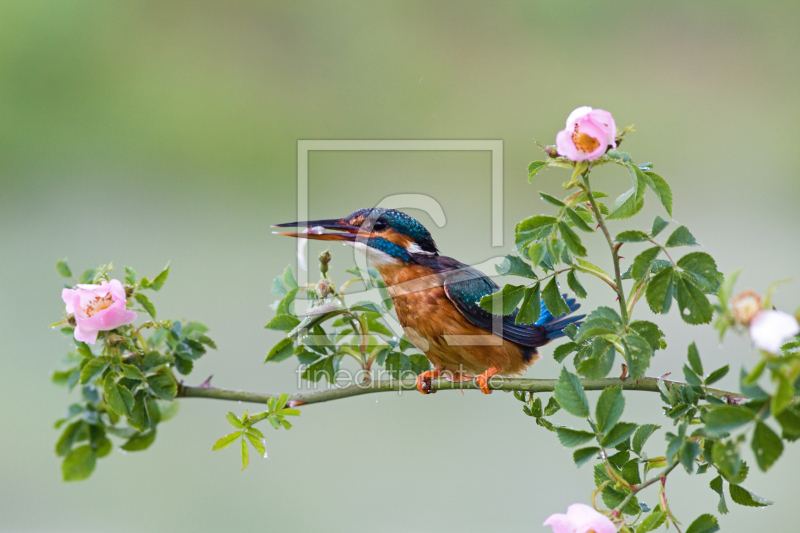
[582,172,628,324]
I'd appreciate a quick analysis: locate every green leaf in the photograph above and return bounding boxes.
[596,386,625,434]
[539,191,565,206]
[651,216,669,237]
[704,406,755,437]
[212,431,242,451]
[556,428,596,447]
[675,272,714,324]
[685,514,719,533]
[79,269,95,284]
[771,374,794,417]
[124,266,137,285]
[301,356,337,383]
[553,342,578,363]
[665,226,698,247]
[567,270,587,298]
[629,321,666,352]
[631,246,662,281]
[600,422,638,448]
[712,440,747,484]
[646,266,675,314]
[478,284,526,316]
[752,421,782,471]
[226,412,245,429]
[574,258,615,288]
[687,342,703,376]
[515,216,558,251]
[542,278,571,317]
[141,262,170,291]
[576,306,623,341]
[496,255,537,279]
[576,338,615,379]
[573,446,599,467]
[544,396,560,416]
[554,367,589,418]
[632,424,660,455]
[636,510,667,533]
[565,208,593,232]
[706,365,729,385]
[643,171,673,217]
[103,375,134,416]
[134,293,156,319]
[558,221,586,256]
[729,484,773,507]
[127,391,149,431]
[245,431,267,458]
[606,164,646,220]
[621,333,653,380]
[528,161,547,181]
[55,421,82,457]
[709,475,728,514]
[120,364,145,381]
[147,373,178,401]
[62,445,97,482]
[282,265,297,290]
[265,337,294,363]
[265,314,301,331]
[79,357,109,384]
[515,284,542,325]
[776,406,800,441]
[56,259,72,278]
[527,241,546,266]
[677,252,719,294]
[241,434,250,470]
[616,230,650,243]
[121,430,157,452]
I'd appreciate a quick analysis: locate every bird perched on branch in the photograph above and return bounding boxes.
[275,208,583,394]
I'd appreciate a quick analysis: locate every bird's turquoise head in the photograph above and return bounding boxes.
[274,208,438,264]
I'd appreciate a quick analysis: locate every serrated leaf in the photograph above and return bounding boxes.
[687,342,703,375]
[556,427,596,447]
[542,277,571,317]
[675,272,714,324]
[528,161,547,181]
[212,431,242,451]
[685,514,719,533]
[665,226,698,247]
[478,284,526,316]
[631,246,662,281]
[265,314,301,331]
[559,221,586,256]
[496,255,537,279]
[705,365,729,386]
[576,338,615,379]
[539,191,565,206]
[712,440,747,484]
[554,367,589,418]
[632,424,660,455]
[282,265,297,289]
[629,321,666,352]
[600,422,638,448]
[752,421,782,471]
[651,216,669,237]
[103,374,134,416]
[704,406,755,437]
[709,475,728,514]
[574,258,615,288]
[245,431,267,457]
[621,334,652,380]
[616,230,650,243]
[636,511,667,533]
[643,171,673,217]
[147,373,177,401]
[226,412,245,429]
[265,337,294,363]
[79,357,109,384]
[141,262,170,291]
[527,241,546,266]
[567,270,587,298]
[596,386,624,435]
[566,208,593,232]
[515,216,558,251]
[515,284,541,325]
[575,306,622,341]
[134,293,156,319]
[729,484,773,507]
[646,266,675,315]
[553,342,578,363]
[573,446,599,467]
[607,164,646,220]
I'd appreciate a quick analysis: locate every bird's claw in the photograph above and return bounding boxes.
[416,369,442,394]
[475,374,492,394]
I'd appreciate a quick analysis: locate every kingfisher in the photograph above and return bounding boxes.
[275,208,583,395]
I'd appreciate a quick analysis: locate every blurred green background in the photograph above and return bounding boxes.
[1,1,799,531]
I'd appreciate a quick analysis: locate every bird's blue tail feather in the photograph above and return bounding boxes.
[535,295,585,340]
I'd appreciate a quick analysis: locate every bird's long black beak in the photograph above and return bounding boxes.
[272,218,362,242]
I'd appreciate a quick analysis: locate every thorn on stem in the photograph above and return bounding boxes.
[620,364,628,381]
[199,375,214,388]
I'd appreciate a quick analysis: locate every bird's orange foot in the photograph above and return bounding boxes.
[475,366,500,395]
[416,369,442,394]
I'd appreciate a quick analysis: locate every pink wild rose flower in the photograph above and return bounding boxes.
[555,106,617,162]
[62,279,138,344]
[749,310,800,354]
[543,503,616,533]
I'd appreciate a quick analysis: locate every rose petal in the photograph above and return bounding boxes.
[555,129,579,160]
[565,106,593,128]
[750,310,800,353]
[62,288,77,315]
[588,108,617,147]
[104,279,128,302]
[566,503,616,533]
[78,301,138,332]
[74,324,100,344]
[542,513,571,533]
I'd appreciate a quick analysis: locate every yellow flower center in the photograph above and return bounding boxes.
[84,293,114,317]
[732,289,762,325]
[572,130,601,153]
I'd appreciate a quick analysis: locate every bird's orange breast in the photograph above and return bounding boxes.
[374,263,538,377]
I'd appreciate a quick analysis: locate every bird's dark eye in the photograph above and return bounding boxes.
[372,220,387,231]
